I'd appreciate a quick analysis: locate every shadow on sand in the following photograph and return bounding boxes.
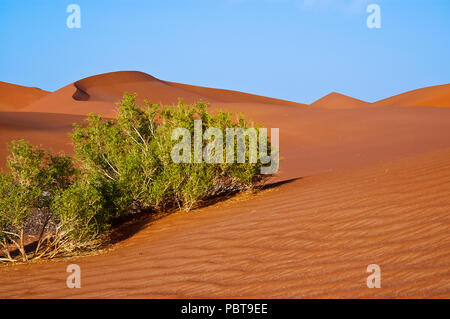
[3,177,302,260]
[107,177,302,245]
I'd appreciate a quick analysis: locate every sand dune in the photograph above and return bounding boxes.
[11,71,450,181]
[20,83,119,117]
[3,105,450,181]
[23,71,305,117]
[1,71,450,298]
[373,83,450,108]
[1,148,449,298]
[165,81,305,107]
[0,112,86,168]
[309,83,450,109]
[310,92,370,109]
[0,81,49,111]
[217,103,450,181]
[73,71,206,105]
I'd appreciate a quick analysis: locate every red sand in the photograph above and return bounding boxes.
[0,81,49,111]
[309,92,370,109]
[0,72,449,298]
[373,83,450,108]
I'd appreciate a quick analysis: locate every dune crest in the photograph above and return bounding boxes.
[310,92,370,109]
[23,71,305,116]
[373,83,450,108]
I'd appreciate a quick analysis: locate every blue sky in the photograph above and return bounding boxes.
[0,0,449,103]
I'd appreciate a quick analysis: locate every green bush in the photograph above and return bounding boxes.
[71,93,267,212]
[51,176,112,243]
[0,140,76,261]
[0,93,270,262]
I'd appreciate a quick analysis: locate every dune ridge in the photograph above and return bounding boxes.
[373,83,450,108]
[309,92,371,109]
[22,71,306,117]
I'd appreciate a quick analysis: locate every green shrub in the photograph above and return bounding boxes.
[0,93,270,262]
[51,176,112,243]
[71,93,267,212]
[0,140,76,261]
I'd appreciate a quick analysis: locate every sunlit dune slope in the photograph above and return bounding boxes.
[2,105,450,181]
[218,103,450,181]
[165,81,305,107]
[1,148,449,298]
[373,83,450,108]
[310,92,371,109]
[23,71,305,116]
[0,112,86,168]
[0,81,49,111]
[11,72,450,180]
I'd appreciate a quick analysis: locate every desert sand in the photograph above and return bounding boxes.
[0,81,49,111]
[0,71,449,298]
[309,92,370,109]
[373,83,450,108]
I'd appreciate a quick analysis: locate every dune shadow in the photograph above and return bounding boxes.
[72,83,90,101]
[259,177,302,190]
[107,177,303,245]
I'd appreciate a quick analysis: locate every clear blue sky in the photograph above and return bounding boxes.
[0,0,449,103]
